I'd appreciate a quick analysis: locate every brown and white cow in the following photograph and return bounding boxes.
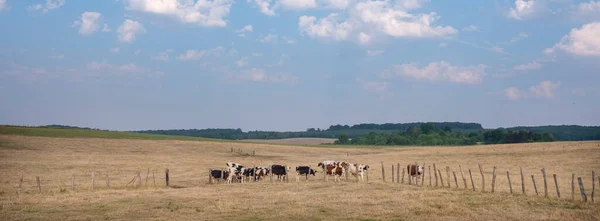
[344,163,370,181]
[407,163,424,183]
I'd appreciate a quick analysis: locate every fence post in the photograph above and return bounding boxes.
[137,172,142,187]
[453,171,458,188]
[592,170,595,203]
[408,163,412,185]
[428,165,432,187]
[285,166,289,183]
[421,163,425,186]
[520,167,525,195]
[532,175,538,196]
[365,168,369,182]
[460,165,467,189]
[478,164,485,192]
[415,162,420,186]
[491,166,497,193]
[402,168,405,184]
[572,173,575,200]
[433,163,438,187]
[146,168,150,186]
[553,174,560,198]
[381,162,385,182]
[507,171,513,194]
[445,166,450,188]
[36,176,41,193]
[438,169,444,188]
[354,164,358,182]
[322,165,326,182]
[209,169,213,184]
[392,165,395,183]
[18,175,23,194]
[72,175,75,191]
[469,169,475,191]
[153,170,156,187]
[542,168,548,197]
[578,177,587,202]
[91,171,95,191]
[396,163,400,183]
[165,169,170,187]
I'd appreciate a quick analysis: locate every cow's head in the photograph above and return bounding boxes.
[310,169,317,175]
[362,165,370,171]
[317,162,324,168]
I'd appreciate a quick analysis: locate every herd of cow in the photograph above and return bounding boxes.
[209,161,425,184]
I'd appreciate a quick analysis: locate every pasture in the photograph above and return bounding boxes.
[0,132,599,221]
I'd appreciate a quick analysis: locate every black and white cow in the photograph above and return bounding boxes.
[225,162,245,184]
[271,164,291,181]
[210,169,230,183]
[295,166,317,182]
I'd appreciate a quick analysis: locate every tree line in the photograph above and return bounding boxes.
[332,124,557,146]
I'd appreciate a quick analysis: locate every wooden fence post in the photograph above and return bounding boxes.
[433,163,438,187]
[577,177,587,202]
[469,169,475,191]
[137,172,142,187]
[478,164,485,192]
[209,169,213,184]
[592,170,595,203]
[381,162,385,182]
[391,165,395,183]
[438,169,444,188]
[153,170,156,187]
[572,173,575,200]
[396,163,400,183]
[421,163,425,186]
[507,171,513,194]
[542,168,548,197]
[145,168,150,186]
[72,175,75,191]
[459,165,467,189]
[354,165,358,182]
[415,162,420,186]
[285,166,289,183]
[408,163,412,185]
[165,169,170,187]
[453,171,458,188]
[366,168,369,182]
[36,176,41,193]
[91,171,95,191]
[323,165,326,182]
[428,165,432,187]
[18,175,23,194]
[445,166,450,188]
[491,166,497,193]
[520,167,525,195]
[553,174,560,198]
[402,168,405,184]
[532,175,538,196]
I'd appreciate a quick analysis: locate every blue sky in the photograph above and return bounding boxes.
[0,0,599,131]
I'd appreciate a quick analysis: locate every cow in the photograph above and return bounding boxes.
[254,167,270,182]
[210,169,230,183]
[295,166,317,182]
[344,163,370,181]
[271,164,291,181]
[407,163,424,183]
[225,162,245,184]
[321,162,347,183]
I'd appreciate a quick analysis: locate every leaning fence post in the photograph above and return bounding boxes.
[433,163,438,187]
[578,177,587,202]
[469,169,475,191]
[572,173,575,200]
[137,172,142,187]
[438,169,444,188]
[165,168,170,187]
[391,165,395,183]
[381,162,385,182]
[428,165,432,187]
[478,164,485,192]
[396,163,400,183]
[553,174,560,198]
[507,171,513,194]
[532,175,538,196]
[36,176,41,193]
[445,166,450,188]
[542,168,548,197]
[402,167,405,184]
[591,170,595,203]
[520,167,525,195]
[459,165,467,189]
[18,175,23,194]
[145,168,150,186]
[453,171,458,188]
[491,166,497,193]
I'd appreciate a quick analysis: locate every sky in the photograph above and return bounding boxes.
[0,0,599,131]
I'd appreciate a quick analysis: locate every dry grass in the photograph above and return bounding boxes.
[0,134,599,221]
[243,138,337,145]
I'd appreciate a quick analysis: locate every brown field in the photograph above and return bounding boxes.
[1,134,599,221]
[243,138,337,145]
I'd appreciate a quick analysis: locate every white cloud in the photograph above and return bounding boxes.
[358,32,371,44]
[152,49,174,61]
[388,61,486,84]
[298,13,353,41]
[545,22,600,56]
[124,0,232,27]
[463,25,477,32]
[397,0,431,10]
[514,61,541,71]
[28,0,65,14]
[503,80,560,100]
[177,47,225,60]
[259,33,278,43]
[49,54,64,59]
[366,50,384,56]
[72,12,102,36]
[236,25,253,37]
[280,0,317,10]
[507,0,545,20]
[235,68,299,84]
[572,1,600,21]
[508,32,529,44]
[102,24,112,32]
[323,0,351,9]
[111,47,120,53]
[0,0,7,11]
[117,19,146,43]
[247,0,276,16]
[236,57,248,67]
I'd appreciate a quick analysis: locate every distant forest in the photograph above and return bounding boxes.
[35,122,600,145]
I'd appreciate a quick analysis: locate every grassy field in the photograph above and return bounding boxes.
[243,138,337,145]
[0,128,599,220]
